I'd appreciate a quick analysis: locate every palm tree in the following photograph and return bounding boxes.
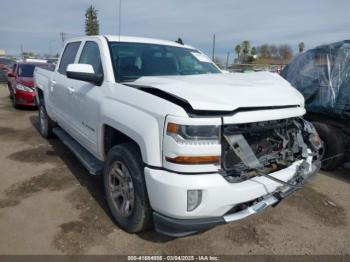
[298,42,305,53]
[235,44,241,62]
[242,41,250,63]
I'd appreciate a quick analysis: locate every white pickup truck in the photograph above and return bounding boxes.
[34,35,322,237]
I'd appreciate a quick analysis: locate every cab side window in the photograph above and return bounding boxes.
[58,41,81,75]
[79,41,103,74]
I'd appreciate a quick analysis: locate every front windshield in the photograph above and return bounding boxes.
[109,42,221,82]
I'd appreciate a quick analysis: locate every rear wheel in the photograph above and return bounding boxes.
[104,143,152,233]
[313,122,345,171]
[38,100,55,138]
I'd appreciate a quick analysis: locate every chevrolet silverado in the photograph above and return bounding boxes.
[34,35,322,237]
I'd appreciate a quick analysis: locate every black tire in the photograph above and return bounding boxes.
[8,84,14,100]
[104,143,152,233]
[38,99,55,138]
[12,97,19,109]
[313,122,345,171]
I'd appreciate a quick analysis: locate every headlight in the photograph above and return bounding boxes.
[166,122,219,145]
[16,84,33,93]
[165,122,220,165]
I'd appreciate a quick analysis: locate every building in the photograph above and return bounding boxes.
[0,49,6,56]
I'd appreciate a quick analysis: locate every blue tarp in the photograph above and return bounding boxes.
[281,40,350,120]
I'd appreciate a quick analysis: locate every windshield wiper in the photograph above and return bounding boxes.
[119,77,141,83]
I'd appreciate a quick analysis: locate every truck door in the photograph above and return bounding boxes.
[50,41,81,132]
[68,40,103,155]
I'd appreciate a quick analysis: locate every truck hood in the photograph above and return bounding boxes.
[131,72,304,111]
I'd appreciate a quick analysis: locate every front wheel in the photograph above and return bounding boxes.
[313,122,345,171]
[38,101,55,138]
[104,143,152,233]
[8,84,14,100]
[12,95,19,109]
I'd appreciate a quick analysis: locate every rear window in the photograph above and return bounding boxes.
[58,42,81,75]
[18,64,36,77]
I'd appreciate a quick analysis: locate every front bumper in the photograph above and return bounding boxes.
[145,158,321,237]
[14,90,36,106]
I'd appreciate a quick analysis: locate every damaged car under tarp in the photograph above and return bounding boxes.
[281,40,350,170]
[281,40,350,120]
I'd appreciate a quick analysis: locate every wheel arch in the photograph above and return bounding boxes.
[102,124,147,165]
[313,121,345,170]
[99,98,164,167]
[37,87,44,102]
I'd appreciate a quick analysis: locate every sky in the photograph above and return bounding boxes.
[1,0,350,61]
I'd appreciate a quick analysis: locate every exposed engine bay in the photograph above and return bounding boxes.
[221,117,322,182]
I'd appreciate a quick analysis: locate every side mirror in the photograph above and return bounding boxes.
[7,72,15,78]
[66,64,103,86]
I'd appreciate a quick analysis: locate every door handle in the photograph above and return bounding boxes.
[50,81,56,92]
[68,87,75,94]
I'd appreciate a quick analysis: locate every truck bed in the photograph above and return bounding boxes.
[34,66,53,92]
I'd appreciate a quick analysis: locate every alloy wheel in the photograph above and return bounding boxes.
[39,105,48,135]
[108,161,135,217]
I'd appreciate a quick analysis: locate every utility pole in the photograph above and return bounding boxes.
[60,32,66,47]
[49,41,52,56]
[118,0,122,40]
[212,34,216,61]
[20,44,24,60]
[225,52,230,70]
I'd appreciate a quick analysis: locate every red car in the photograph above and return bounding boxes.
[0,58,15,82]
[7,62,51,108]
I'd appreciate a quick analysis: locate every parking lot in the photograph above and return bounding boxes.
[0,83,349,255]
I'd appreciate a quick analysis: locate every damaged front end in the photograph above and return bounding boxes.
[152,117,324,237]
[221,117,323,185]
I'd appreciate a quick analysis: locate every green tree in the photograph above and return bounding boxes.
[21,51,36,59]
[269,44,278,57]
[298,42,305,53]
[258,44,270,58]
[278,44,294,64]
[241,41,250,63]
[85,5,99,36]
[235,44,241,61]
[251,47,257,57]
